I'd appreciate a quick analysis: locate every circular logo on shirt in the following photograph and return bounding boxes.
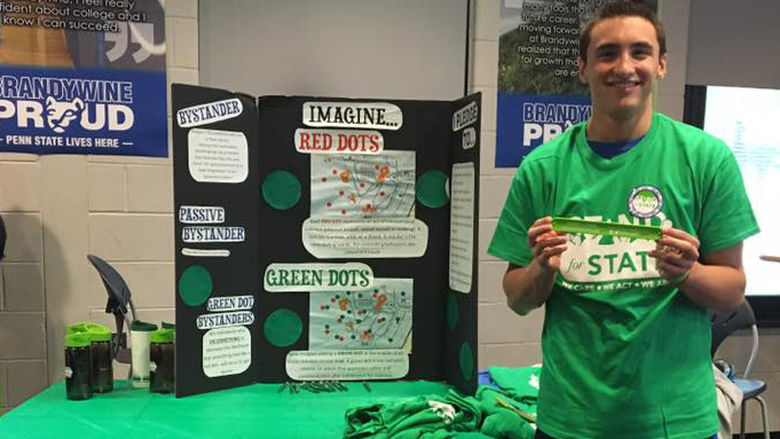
[628,185,663,218]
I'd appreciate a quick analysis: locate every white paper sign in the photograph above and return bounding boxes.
[188,128,248,183]
[310,151,415,219]
[452,101,478,131]
[302,218,428,259]
[196,310,255,330]
[264,262,374,292]
[462,127,476,150]
[309,278,412,351]
[207,295,254,312]
[181,248,231,257]
[178,205,226,224]
[286,349,408,381]
[177,98,243,128]
[182,226,245,243]
[202,326,251,378]
[303,102,403,130]
[294,128,383,154]
[449,162,475,293]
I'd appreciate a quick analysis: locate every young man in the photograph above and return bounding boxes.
[488,3,759,439]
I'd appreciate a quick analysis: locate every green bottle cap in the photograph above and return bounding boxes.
[67,322,112,342]
[66,322,89,335]
[150,328,175,344]
[130,320,158,332]
[83,322,109,331]
[66,333,91,348]
[87,323,111,341]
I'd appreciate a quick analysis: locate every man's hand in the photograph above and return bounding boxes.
[502,216,566,315]
[527,217,568,272]
[649,227,700,284]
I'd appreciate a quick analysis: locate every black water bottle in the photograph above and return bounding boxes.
[65,334,93,400]
[150,328,175,393]
[90,330,113,393]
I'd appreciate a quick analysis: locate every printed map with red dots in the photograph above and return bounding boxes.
[309,278,413,350]
[310,151,415,218]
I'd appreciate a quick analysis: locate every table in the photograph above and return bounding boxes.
[0,380,452,438]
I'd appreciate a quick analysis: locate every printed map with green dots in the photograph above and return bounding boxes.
[310,151,415,218]
[309,278,413,350]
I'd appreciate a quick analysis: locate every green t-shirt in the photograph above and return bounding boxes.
[344,390,481,438]
[488,113,759,439]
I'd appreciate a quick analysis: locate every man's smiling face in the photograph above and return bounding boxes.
[578,16,667,121]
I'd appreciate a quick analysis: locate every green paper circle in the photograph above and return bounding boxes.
[460,342,474,382]
[263,309,303,347]
[416,170,449,208]
[178,265,213,307]
[446,293,459,331]
[262,170,301,210]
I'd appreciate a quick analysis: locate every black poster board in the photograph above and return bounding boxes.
[173,84,480,397]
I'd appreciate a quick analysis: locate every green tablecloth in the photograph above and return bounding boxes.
[0,380,453,439]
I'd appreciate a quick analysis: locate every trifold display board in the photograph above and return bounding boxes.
[172,84,481,398]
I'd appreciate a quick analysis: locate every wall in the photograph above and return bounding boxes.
[472,0,778,434]
[687,0,780,89]
[199,0,470,100]
[0,0,198,413]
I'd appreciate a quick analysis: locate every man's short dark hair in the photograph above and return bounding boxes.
[578,2,666,61]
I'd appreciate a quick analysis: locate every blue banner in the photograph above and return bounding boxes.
[0,66,167,156]
[0,0,167,156]
[496,92,590,167]
[495,0,656,168]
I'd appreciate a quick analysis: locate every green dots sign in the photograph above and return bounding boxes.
[178,265,213,307]
[263,309,303,347]
[446,293,459,331]
[416,170,449,208]
[262,170,302,210]
[460,342,474,382]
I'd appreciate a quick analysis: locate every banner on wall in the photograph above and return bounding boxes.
[0,0,167,156]
[496,0,657,167]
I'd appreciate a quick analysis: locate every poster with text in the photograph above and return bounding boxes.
[0,0,167,156]
[496,0,656,167]
[173,86,481,398]
[256,94,481,395]
[173,85,260,398]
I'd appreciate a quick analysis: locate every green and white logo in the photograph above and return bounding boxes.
[628,185,663,219]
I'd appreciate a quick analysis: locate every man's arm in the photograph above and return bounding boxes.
[651,228,746,310]
[679,243,746,310]
[504,260,557,315]
[502,217,567,315]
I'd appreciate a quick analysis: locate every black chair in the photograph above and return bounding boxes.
[710,300,770,439]
[87,254,137,364]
